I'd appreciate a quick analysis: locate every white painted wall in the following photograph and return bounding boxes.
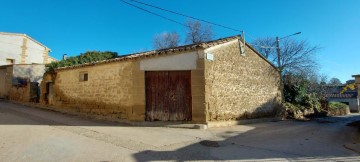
[140,51,200,71]
[13,64,45,83]
[25,37,47,64]
[0,34,23,65]
[0,33,48,65]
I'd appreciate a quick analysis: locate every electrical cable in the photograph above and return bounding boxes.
[128,0,243,32]
[120,0,187,27]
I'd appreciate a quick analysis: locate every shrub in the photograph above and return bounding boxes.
[327,102,350,116]
[328,102,348,110]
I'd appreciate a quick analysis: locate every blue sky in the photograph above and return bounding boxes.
[0,0,359,82]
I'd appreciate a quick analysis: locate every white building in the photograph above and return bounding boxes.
[0,32,56,65]
[0,32,56,99]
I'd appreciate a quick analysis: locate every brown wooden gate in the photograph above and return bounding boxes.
[145,71,192,121]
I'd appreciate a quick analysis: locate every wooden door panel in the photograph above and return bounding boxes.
[145,71,192,121]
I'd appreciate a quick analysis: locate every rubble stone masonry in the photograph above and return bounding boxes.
[204,40,281,121]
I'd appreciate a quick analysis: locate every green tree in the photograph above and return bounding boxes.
[328,77,342,85]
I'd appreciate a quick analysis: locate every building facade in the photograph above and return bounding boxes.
[40,36,281,125]
[0,32,53,65]
[0,32,55,99]
[0,64,45,100]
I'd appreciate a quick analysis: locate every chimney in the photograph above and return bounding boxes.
[62,54,67,60]
[353,75,360,84]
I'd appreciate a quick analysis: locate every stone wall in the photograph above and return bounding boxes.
[204,40,281,121]
[40,61,146,121]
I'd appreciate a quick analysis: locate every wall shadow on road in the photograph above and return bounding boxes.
[132,115,360,161]
[0,100,132,127]
[0,99,279,127]
[1,101,360,161]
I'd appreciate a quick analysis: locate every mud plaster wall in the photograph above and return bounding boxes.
[0,67,13,98]
[204,40,281,121]
[43,61,144,121]
[9,84,30,102]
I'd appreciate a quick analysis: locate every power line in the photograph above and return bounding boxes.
[120,0,187,27]
[244,33,258,41]
[128,0,243,32]
[121,0,266,48]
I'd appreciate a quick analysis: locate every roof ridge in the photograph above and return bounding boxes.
[56,35,241,71]
[0,32,51,50]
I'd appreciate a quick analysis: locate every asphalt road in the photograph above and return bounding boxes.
[0,101,359,162]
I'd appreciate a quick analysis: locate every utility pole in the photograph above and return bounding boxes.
[275,32,301,103]
[276,36,284,102]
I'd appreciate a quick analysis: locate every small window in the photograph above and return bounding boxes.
[79,72,88,82]
[6,58,15,64]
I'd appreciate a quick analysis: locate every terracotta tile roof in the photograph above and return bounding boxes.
[56,35,241,71]
[55,35,277,71]
[325,93,357,98]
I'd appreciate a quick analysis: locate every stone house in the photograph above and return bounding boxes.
[0,32,55,65]
[40,35,281,125]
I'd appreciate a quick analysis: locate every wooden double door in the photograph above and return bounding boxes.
[145,71,192,121]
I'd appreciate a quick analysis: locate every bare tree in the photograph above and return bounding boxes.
[185,20,213,44]
[253,37,320,75]
[153,32,180,50]
[252,37,276,58]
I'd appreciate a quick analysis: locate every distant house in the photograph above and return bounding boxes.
[40,35,281,126]
[324,81,359,112]
[0,32,55,100]
[353,75,360,111]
